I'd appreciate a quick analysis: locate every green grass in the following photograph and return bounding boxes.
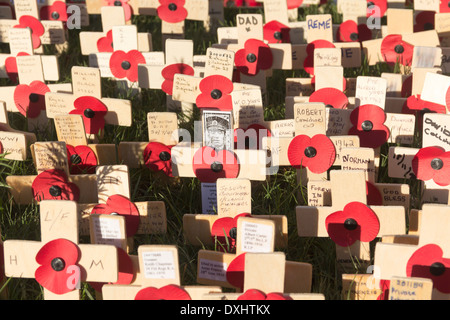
[0,2,422,300]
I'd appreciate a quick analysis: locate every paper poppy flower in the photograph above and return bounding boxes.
[13,80,50,118]
[69,96,108,135]
[35,238,81,295]
[366,181,383,205]
[40,1,68,22]
[380,34,414,67]
[32,169,80,202]
[367,0,387,18]
[143,142,174,177]
[106,0,133,21]
[406,244,450,294]
[234,124,271,150]
[348,104,390,149]
[196,75,233,111]
[192,146,239,183]
[97,30,114,53]
[14,15,45,49]
[303,40,335,76]
[90,247,134,292]
[412,146,450,187]
[135,284,191,300]
[308,88,348,109]
[440,0,450,13]
[287,0,303,9]
[211,213,252,252]
[287,134,336,174]
[91,194,140,237]
[66,145,98,175]
[263,20,291,44]
[414,11,435,32]
[109,50,145,82]
[235,39,273,76]
[402,95,446,115]
[161,63,195,95]
[226,252,246,291]
[336,20,372,42]
[325,201,380,247]
[5,52,30,83]
[157,0,188,24]
[237,289,292,300]
[377,279,390,300]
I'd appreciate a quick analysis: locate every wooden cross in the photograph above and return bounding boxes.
[0,102,37,161]
[0,50,70,132]
[79,6,153,57]
[296,169,406,274]
[5,140,98,205]
[195,214,314,294]
[183,177,288,251]
[3,200,119,300]
[100,244,223,300]
[44,65,133,140]
[0,0,67,53]
[203,252,325,300]
[371,203,450,300]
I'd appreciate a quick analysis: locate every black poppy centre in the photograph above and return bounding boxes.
[246,53,257,63]
[429,262,446,276]
[350,33,359,41]
[361,120,373,131]
[51,11,60,20]
[84,108,96,119]
[70,154,82,165]
[304,146,317,158]
[121,60,132,70]
[210,89,222,100]
[49,185,62,197]
[431,158,444,171]
[394,45,404,54]
[51,257,66,272]
[29,93,40,103]
[168,3,178,10]
[159,151,171,162]
[344,218,358,231]
[211,161,223,173]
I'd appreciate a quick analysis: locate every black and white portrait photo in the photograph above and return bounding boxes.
[202,110,233,151]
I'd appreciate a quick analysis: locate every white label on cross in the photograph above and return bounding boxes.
[142,251,176,279]
[92,217,123,248]
[198,259,228,282]
[241,221,273,253]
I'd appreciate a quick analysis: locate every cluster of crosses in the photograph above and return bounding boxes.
[0,0,449,301]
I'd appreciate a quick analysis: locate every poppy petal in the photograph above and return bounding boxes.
[135,284,191,300]
[226,253,246,290]
[192,147,239,183]
[143,142,173,176]
[309,88,348,109]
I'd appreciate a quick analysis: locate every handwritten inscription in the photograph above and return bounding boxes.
[217,180,251,216]
[232,90,264,129]
[355,76,387,108]
[147,113,178,145]
[54,115,87,146]
[423,114,450,150]
[389,278,433,300]
[294,104,325,136]
[33,142,68,174]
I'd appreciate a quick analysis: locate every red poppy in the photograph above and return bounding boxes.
[287,134,336,174]
[192,146,239,183]
[211,213,252,253]
[106,0,133,21]
[287,0,303,9]
[35,238,81,295]
[308,88,348,109]
[196,75,233,111]
[161,63,195,95]
[69,96,108,135]
[40,1,68,22]
[234,124,271,150]
[377,279,390,300]
[235,39,273,76]
[90,247,134,292]
[91,194,140,237]
[380,34,414,67]
[444,86,450,113]
[402,95,447,115]
[157,0,188,24]
[414,11,435,32]
[401,74,412,98]
[13,80,50,118]
[412,146,450,187]
[366,181,383,205]
[336,20,372,42]
[406,244,450,294]
[135,284,191,300]
[325,201,380,247]
[66,145,98,175]
[109,50,145,82]
[226,252,246,291]
[440,0,450,13]
[366,0,387,18]
[143,142,174,177]
[348,104,390,149]
[5,52,30,83]
[32,169,80,202]
[303,40,335,76]
[237,289,292,300]
[14,15,45,49]
[97,30,114,53]
[263,20,291,44]
[246,0,262,6]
